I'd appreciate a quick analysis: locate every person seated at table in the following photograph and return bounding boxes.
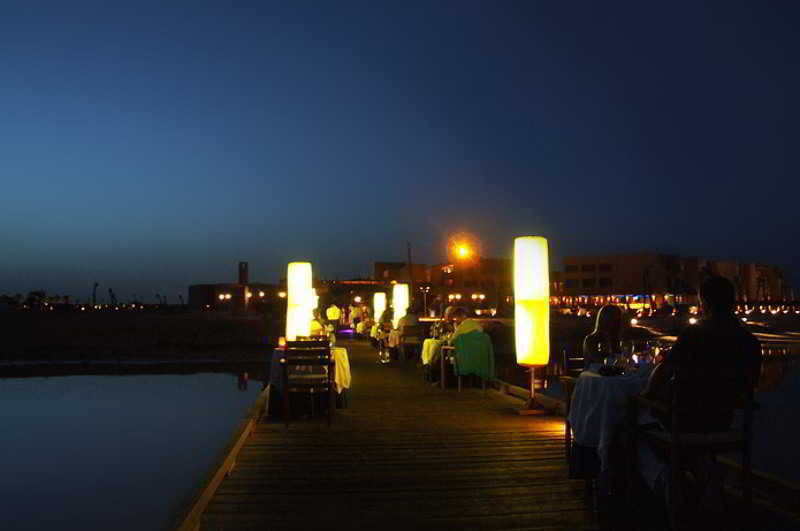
[310,309,328,336]
[397,303,420,333]
[449,306,482,343]
[582,304,623,365]
[373,307,393,340]
[326,303,341,325]
[356,314,372,336]
[642,275,761,432]
[634,276,762,516]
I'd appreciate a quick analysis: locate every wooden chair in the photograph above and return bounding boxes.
[628,366,756,530]
[562,348,587,378]
[560,350,586,461]
[279,339,336,427]
[399,324,424,362]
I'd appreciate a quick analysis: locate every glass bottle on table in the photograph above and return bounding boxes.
[599,340,614,366]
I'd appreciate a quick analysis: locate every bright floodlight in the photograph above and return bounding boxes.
[514,236,550,367]
[392,283,409,329]
[373,292,386,322]
[286,262,312,340]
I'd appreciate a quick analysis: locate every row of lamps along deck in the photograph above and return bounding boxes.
[283,236,550,402]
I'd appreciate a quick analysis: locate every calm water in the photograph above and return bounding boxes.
[0,373,262,531]
[752,358,800,484]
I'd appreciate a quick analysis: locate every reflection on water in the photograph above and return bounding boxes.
[0,373,262,531]
[753,356,800,483]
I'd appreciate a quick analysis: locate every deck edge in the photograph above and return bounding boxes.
[173,383,270,531]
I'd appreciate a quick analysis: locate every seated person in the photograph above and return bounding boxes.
[373,307,393,340]
[582,305,622,365]
[642,276,761,432]
[326,303,341,325]
[443,306,494,383]
[449,306,482,343]
[635,276,761,510]
[430,306,453,339]
[397,303,420,334]
[310,309,328,337]
[357,314,373,336]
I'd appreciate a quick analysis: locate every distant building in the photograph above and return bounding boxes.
[374,262,428,283]
[551,253,785,307]
[368,259,513,314]
[188,261,278,310]
[427,258,512,292]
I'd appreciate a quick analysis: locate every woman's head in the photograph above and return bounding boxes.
[593,305,622,336]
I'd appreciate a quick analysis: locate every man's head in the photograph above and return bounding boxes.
[699,276,736,316]
[450,306,468,325]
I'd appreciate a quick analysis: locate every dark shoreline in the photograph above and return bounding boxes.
[0,359,268,380]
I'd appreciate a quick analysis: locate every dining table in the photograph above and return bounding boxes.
[387,329,401,349]
[421,338,444,366]
[566,364,654,472]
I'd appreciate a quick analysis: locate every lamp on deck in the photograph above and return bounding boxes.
[392,283,409,329]
[286,262,312,341]
[514,236,550,414]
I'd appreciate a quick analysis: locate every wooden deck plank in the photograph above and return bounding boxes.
[198,340,596,530]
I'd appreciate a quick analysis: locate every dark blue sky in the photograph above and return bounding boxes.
[1,1,797,301]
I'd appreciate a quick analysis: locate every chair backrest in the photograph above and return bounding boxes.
[562,350,586,377]
[452,330,495,379]
[281,343,332,364]
[400,324,424,345]
[286,338,329,350]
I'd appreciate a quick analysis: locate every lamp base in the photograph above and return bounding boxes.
[516,366,548,415]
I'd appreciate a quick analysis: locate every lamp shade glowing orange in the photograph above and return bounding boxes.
[286,262,312,340]
[392,283,409,329]
[513,237,550,366]
[373,292,386,322]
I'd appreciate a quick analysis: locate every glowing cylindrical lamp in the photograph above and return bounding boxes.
[514,236,550,366]
[392,283,409,329]
[286,262,312,340]
[373,292,386,322]
[311,288,318,310]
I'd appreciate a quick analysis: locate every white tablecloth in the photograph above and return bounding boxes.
[421,338,444,365]
[388,330,401,348]
[567,370,650,470]
[332,347,351,394]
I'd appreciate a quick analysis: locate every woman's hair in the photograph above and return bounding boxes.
[592,304,622,338]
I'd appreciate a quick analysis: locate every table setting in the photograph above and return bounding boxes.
[566,341,667,472]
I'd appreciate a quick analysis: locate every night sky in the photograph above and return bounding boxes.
[2,1,797,301]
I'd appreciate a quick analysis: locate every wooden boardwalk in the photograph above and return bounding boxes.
[199,340,597,530]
